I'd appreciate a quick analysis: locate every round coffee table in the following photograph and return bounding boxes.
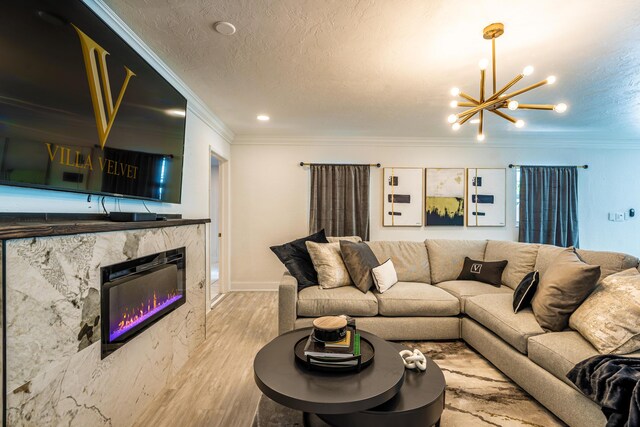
[254,328,446,426]
[318,342,446,427]
[254,328,404,416]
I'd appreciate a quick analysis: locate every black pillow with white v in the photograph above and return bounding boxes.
[457,257,508,286]
[512,271,540,313]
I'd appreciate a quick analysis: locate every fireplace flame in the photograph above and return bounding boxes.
[110,290,183,341]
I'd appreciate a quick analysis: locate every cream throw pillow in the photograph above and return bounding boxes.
[305,241,353,288]
[569,268,640,354]
[371,259,399,293]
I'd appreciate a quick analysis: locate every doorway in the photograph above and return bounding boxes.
[210,154,222,303]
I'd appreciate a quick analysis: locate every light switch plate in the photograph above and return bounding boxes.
[615,212,625,222]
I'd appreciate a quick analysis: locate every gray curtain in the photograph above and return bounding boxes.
[309,164,370,240]
[519,166,579,247]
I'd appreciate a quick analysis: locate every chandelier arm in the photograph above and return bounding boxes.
[479,110,484,135]
[487,74,524,102]
[480,69,485,102]
[457,102,477,107]
[514,104,555,110]
[492,38,497,93]
[456,97,504,118]
[458,111,478,125]
[459,92,480,104]
[502,79,549,99]
[490,109,517,124]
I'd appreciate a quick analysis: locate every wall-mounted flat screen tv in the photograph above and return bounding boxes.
[0,0,187,203]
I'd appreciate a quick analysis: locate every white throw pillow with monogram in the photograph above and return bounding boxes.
[371,259,399,293]
[569,268,640,354]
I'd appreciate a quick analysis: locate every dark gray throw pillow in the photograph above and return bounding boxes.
[270,229,328,290]
[513,271,539,313]
[457,257,508,286]
[340,240,379,293]
[531,248,601,332]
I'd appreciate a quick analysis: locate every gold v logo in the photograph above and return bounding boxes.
[72,24,135,149]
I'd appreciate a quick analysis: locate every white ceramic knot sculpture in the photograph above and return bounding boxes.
[399,349,427,371]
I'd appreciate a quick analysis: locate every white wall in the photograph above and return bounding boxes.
[230,140,640,290]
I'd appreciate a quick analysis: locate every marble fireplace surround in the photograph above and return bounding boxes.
[0,219,208,426]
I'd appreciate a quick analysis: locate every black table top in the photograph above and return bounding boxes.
[364,342,446,414]
[253,328,405,414]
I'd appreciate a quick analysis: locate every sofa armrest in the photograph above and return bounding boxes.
[278,272,298,335]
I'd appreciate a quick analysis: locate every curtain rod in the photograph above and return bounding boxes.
[508,164,588,169]
[299,162,381,168]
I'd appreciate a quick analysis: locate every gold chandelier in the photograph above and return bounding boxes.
[448,23,567,142]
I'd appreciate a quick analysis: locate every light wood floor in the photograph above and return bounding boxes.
[132,292,278,427]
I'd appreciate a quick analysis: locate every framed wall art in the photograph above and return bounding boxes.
[383,167,423,226]
[467,168,506,226]
[425,168,465,226]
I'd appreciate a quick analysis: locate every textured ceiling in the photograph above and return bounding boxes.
[104,0,640,141]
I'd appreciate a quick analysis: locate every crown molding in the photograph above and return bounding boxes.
[233,134,640,149]
[83,0,235,144]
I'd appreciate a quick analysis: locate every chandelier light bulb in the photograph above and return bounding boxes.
[508,100,519,110]
[450,87,461,96]
[479,58,489,70]
[522,66,534,76]
[447,114,458,124]
[554,103,568,113]
[452,123,461,131]
[450,100,458,108]
[546,75,557,84]
[515,120,525,128]
[476,133,485,142]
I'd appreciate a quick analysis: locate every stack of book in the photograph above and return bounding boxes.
[303,327,361,367]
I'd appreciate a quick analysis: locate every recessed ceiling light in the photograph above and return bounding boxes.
[166,109,186,117]
[257,115,270,121]
[213,21,236,36]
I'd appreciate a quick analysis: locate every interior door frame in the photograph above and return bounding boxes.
[207,148,229,307]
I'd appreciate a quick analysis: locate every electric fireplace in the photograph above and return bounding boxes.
[101,248,186,358]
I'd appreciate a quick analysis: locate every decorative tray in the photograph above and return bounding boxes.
[294,334,375,373]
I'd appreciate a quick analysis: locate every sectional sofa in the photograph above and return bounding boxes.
[277,238,640,427]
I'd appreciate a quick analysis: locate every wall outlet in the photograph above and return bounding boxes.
[615,212,625,222]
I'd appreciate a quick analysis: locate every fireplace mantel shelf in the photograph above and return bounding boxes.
[0,217,210,240]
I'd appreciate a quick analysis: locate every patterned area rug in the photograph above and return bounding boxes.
[252,341,567,427]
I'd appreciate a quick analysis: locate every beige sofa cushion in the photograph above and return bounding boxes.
[535,244,639,281]
[576,248,639,281]
[327,236,362,243]
[305,242,352,288]
[426,239,487,284]
[297,286,378,317]
[569,268,640,354]
[465,293,545,354]
[484,240,540,289]
[374,282,459,317]
[527,331,601,386]
[533,244,566,276]
[366,241,430,283]
[436,280,512,312]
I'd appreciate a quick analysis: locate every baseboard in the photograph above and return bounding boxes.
[230,281,279,291]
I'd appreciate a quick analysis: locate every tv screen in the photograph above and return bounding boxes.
[0,0,186,203]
